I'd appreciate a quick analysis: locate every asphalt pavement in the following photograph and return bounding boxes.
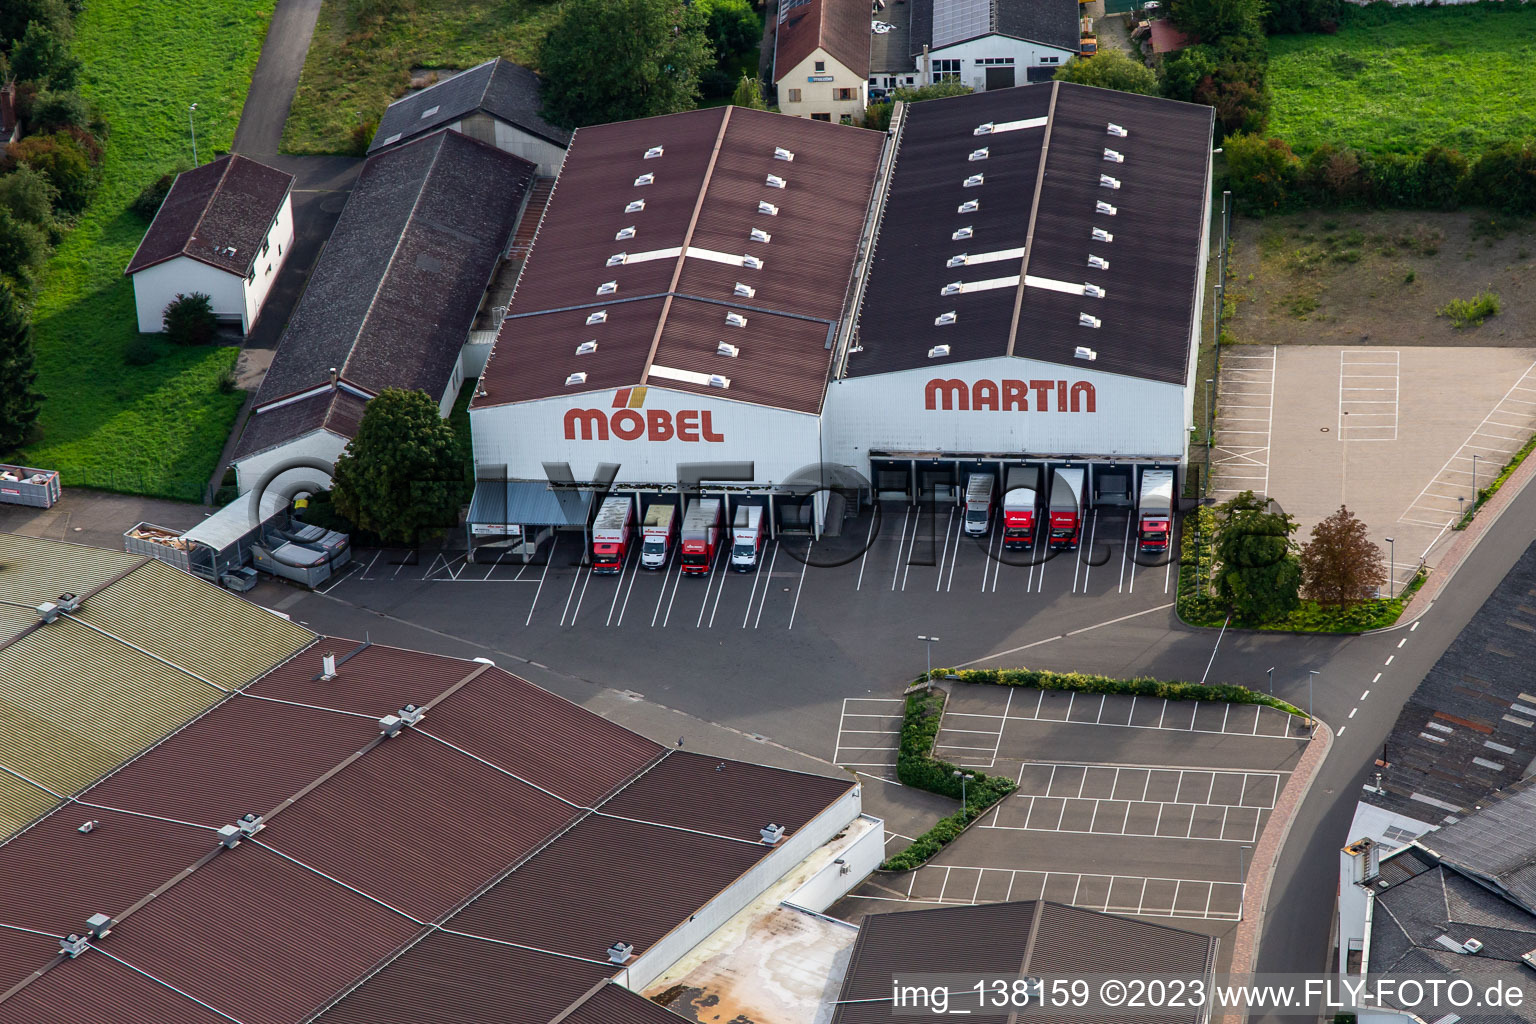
[232,0,325,157]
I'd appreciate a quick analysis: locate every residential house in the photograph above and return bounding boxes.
[904,0,1083,90]
[773,0,871,122]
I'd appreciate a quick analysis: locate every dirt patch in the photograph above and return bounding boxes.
[1224,210,1535,347]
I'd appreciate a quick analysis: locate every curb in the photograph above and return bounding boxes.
[1222,718,1334,1024]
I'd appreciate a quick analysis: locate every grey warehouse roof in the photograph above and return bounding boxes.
[1419,777,1536,916]
[911,0,1081,56]
[850,82,1214,386]
[369,57,570,154]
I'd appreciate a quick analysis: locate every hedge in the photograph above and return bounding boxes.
[880,688,1016,872]
[1453,430,1536,530]
[928,668,1304,717]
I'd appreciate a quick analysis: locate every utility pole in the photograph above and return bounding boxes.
[188,103,199,165]
[1385,536,1395,598]
[918,635,940,681]
[1307,669,1318,734]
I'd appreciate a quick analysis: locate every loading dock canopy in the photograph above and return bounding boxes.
[468,480,594,527]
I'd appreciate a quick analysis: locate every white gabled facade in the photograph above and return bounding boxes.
[776,50,868,124]
[920,35,1078,91]
[131,192,295,334]
[233,426,349,496]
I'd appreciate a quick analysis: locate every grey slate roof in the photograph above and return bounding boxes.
[239,129,534,460]
[369,58,570,154]
[1420,777,1536,917]
[912,0,1081,56]
[1364,539,1536,825]
[125,155,294,276]
[232,390,367,462]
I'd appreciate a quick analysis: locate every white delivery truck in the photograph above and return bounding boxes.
[590,496,634,574]
[730,506,765,571]
[1137,469,1175,554]
[964,472,996,536]
[640,503,677,569]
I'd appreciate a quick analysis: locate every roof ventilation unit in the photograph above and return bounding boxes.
[379,714,406,738]
[941,281,962,296]
[750,228,771,243]
[633,173,654,187]
[766,174,787,189]
[946,254,968,268]
[742,254,764,270]
[774,146,795,162]
[586,310,608,325]
[760,823,786,845]
[928,344,951,358]
[236,813,265,838]
[626,199,645,213]
[1463,938,1484,954]
[963,174,984,188]
[576,340,598,355]
[1099,174,1121,190]
[35,601,61,624]
[607,253,627,267]
[733,282,755,298]
[1075,345,1098,361]
[725,312,748,327]
[969,147,989,162]
[77,820,98,834]
[717,342,740,358]
[615,226,636,240]
[758,200,779,216]
[565,371,588,387]
[59,934,90,958]
[1107,123,1128,137]
[608,942,635,964]
[218,824,242,848]
[1103,149,1124,163]
[321,652,337,680]
[644,146,664,159]
[1078,314,1101,329]
[56,593,81,613]
[596,281,618,295]
[708,374,731,389]
[952,226,973,240]
[398,704,425,727]
[934,312,957,326]
[1092,228,1114,243]
[1083,283,1106,298]
[86,914,113,940]
[1096,201,1117,216]
[957,199,979,214]
[973,122,994,135]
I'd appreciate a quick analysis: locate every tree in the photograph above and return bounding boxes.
[1159,46,1218,103]
[10,132,96,212]
[1224,132,1299,212]
[1169,0,1263,42]
[130,165,186,221]
[27,89,89,133]
[1212,490,1301,622]
[0,208,48,288]
[697,0,761,67]
[162,292,217,345]
[10,21,80,91]
[329,388,470,545]
[538,0,713,129]
[1299,506,1385,605]
[731,74,765,110]
[0,166,60,233]
[0,280,41,452]
[0,0,70,46]
[1053,51,1159,96]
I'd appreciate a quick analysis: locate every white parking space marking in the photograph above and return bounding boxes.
[855,512,879,590]
[751,541,780,628]
[1211,346,1276,501]
[1338,349,1400,441]
[941,696,1308,741]
[891,505,914,592]
[525,537,557,626]
[833,696,905,777]
[787,540,811,630]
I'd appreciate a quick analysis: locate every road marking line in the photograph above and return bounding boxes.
[1349,707,1357,719]
[1361,690,1370,700]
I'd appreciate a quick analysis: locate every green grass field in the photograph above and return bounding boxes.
[1268,2,1536,155]
[15,0,273,501]
[282,0,561,155]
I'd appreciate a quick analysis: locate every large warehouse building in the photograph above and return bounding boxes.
[469,82,1213,536]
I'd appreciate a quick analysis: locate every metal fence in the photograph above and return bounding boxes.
[50,466,209,504]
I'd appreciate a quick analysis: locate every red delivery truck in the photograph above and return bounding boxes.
[680,499,723,575]
[1048,468,1086,550]
[590,496,634,574]
[1002,466,1041,550]
[1137,469,1175,553]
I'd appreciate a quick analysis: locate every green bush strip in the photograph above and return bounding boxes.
[880,688,1016,872]
[929,668,1304,717]
[1453,431,1536,531]
[1179,506,1428,631]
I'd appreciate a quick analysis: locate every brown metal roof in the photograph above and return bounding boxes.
[0,945,230,1024]
[474,107,884,414]
[125,155,294,276]
[0,928,54,1001]
[244,639,468,716]
[558,981,691,1024]
[774,0,873,79]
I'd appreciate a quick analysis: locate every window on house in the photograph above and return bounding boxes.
[1040,55,1061,63]
[811,112,832,121]
[262,239,270,256]
[905,75,915,84]
[933,59,961,82]
[265,263,273,276]
[840,114,853,125]
[787,88,802,103]
[247,268,255,283]
[814,60,826,72]
[834,87,857,101]
[975,57,1015,65]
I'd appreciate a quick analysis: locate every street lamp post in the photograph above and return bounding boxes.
[188,103,199,165]
[1385,536,1395,598]
[1307,670,1318,733]
[1472,454,1481,500]
[953,770,974,811]
[1266,666,1274,694]
[918,635,941,682]
[1238,844,1253,919]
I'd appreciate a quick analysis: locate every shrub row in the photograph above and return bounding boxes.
[1454,431,1536,531]
[880,688,1016,872]
[1227,134,1536,215]
[931,668,1303,716]
[1177,505,1224,626]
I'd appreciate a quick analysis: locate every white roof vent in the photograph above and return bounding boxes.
[941,281,963,296]
[397,704,424,727]
[608,942,635,963]
[708,374,731,389]
[725,311,748,327]
[576,340,598,355]
[217,824,242,848]
[644,145,664,159]
[750,227,771,243]
[760,823,786,845]
[963,174,984,188]
[774,146,795,162]
[766,174,787,189]
[973,122,994,135]
[733,282,755,298]
[1107,122,1128,137]
[1088,254,1109,270]
[1092,228,1114,242]
[952,226,973,240]
[236,812,265,837]
[379,713,405,737]
[626,199,646,213]
[1096,200,1117,216]
[1463,938,1484,954]
[86,914,113,939]
[35,601,60,624]
[607,253,627,266]
[634,173,654,186]
[1083,283,1106,298]
[717,342,740,357]
[1104,148,1124,163]
[586,310,608,325]
[60,934,90,958]
[928,344,951,358]
[566,371,588,387]
[957,199,979,214]
[77,820,98,834]
[1100,174,1121,190]
[934,312,957,326]
[946,254,967,268]
[56,593,81,613]
[1075,345,1098,360]
[742,254,764,269]
[1078,314,1101,329]
[596,281,618,295]
[969,147,989,161]
[615,226,636,240]
[758,200,779,216]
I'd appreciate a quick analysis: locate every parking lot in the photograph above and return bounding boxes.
[835,682,1308,943]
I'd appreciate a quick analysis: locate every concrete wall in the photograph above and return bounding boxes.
[776,50,867,123]
[242,192,296,333]
[132,257,245,334]
[452,114,567,176]
[783,813,886,913]
[922,35,1078,91]
[234,428,350,495]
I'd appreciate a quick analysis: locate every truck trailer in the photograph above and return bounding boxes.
[1048,468,1086,550]
[1137,469,1175,554]
[640,503,677,569]
[590,496,635,574]
[680,499,723,575]
[1002,466,1041,550]
[730,505,765,572]
[963,473,996,536]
